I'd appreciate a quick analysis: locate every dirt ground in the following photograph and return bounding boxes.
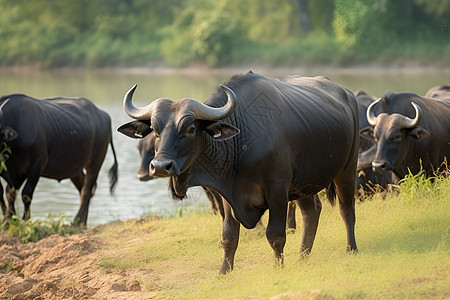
[0,229,159,300]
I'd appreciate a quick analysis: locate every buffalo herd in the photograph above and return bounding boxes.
[1,72,449,274]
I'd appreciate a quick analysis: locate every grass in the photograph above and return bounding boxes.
[1,173,448,298]
[91,174,449,299]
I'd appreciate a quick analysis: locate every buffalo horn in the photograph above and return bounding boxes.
[123,84,237,121]
[190,84,237,120]
[0,98,10,121]
[366,97,382,126]
[0,98,10,111]
[123,85,158,120]
[396,102,422,128]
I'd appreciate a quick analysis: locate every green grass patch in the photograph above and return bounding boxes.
[91,176,450,299]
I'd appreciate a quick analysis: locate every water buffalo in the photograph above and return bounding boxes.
[359,92,450,179]
[118,72,359,274]
[424,85,450,100]
[354,90,398,196]
[0,94,118,225]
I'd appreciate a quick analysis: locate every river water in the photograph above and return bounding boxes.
[0,67,447,226]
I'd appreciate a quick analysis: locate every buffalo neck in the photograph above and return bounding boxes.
[187,132,236,198]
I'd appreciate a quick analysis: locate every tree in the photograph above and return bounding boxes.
[292,0,312,34]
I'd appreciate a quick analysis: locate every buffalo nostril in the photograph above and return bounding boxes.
[150,160,175,177]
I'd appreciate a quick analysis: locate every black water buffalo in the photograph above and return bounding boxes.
[424,85,450,100]
[354,90,398,196]
[118,72,359,274]
[358,92,450,179]
[0,94,118,225]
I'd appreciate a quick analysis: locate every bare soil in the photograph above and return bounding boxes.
[0,226,158,300]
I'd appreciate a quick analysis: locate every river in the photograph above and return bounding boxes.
[0,67,447,226]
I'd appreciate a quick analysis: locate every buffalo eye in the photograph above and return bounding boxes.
[186,124,196,136]
[389,131,402,143]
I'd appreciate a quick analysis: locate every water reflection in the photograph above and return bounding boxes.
[0,68,447,226]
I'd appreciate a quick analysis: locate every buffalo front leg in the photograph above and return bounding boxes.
[22,170,41,220]
[219,199,240,274]
[0,182,6,217]
[6,185,17,218]
[266,194,288,266]
[297,194,322,256]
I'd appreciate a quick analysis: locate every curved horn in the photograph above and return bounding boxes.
[191,84,237,121]
[366,97,382,126]
[0,98,10,121]
[123,85,157,120]
[396,102,422,128]
[0,98,10,110]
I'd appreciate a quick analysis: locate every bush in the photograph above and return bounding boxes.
[1,214,83,243]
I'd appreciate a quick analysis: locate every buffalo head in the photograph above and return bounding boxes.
[117,84,239,194]
[365,97,427,173]
[0,99,18,142]
[136,135,155,181]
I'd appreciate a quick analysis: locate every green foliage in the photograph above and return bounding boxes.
[333,0,450,59]
[191,7,237,67]
[1,214,83,243]
[398,169,437,203]
[0,0,449,67]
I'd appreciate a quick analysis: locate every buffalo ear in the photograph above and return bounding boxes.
[1,127,18,141]
[117,121,152,139]
[360,126,374,137]
[409,126,429,140]
[204,122,240,141]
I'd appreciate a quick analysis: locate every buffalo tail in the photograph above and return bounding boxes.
[108,138,119,194]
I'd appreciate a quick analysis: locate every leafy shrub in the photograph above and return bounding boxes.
[1,214,83,243]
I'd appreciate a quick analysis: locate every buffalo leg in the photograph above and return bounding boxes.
[219,199,240,274]
[335,179,358,252]
[266,190,288,265]
[75,159,104,225]
[286,201,297,230]
[0,181,6,217]
[75,175,97,225]
[6,185,17,218]
[297,194,322,255]
[21,167,41,220]
[70,172,85,193]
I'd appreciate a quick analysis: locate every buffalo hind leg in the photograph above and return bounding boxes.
[334,178,358,252]
[75,177,97,226]
[70,172,85,193]
[219,199,240,274]
[75,160,103,225]
[297,194,322,256]
[286,201,297,230]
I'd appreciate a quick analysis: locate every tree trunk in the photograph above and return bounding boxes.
[292,0,312,34]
